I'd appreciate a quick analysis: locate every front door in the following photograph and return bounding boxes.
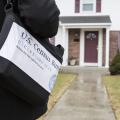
[84,31,98,63]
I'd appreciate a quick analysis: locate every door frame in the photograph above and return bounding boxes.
[80,29,103,67]
[84,31,98,63]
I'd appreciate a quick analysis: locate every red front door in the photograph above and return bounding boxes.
[84,31,98,63]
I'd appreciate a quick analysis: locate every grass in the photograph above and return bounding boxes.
[37,73,77,120]
[103,75,120,120]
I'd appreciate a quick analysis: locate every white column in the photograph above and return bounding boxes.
[98,29,103,67]
[105,28,110,68]
[65,29,69,66]
[62,26,68,66]
[80,29,84,66]
[55,26,62,46]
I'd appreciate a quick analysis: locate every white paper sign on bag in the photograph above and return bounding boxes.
[0,22,61,93]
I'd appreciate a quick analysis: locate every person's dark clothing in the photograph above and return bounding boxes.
[0,85,48,120]
[18,0,60,38]
[0,0,6,30]
[0,0,60,38]
[0,0,60,119]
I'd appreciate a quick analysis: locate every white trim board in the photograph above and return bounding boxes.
[82,63,98,66]
[80,28,103,67]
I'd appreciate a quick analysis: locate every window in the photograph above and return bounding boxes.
[83,3,93,11]
[81,0,95,13]
[75,0,101,13]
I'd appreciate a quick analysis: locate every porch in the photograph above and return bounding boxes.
[56,15,112,67]
[60,66,109,74]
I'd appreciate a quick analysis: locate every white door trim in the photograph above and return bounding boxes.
[80,28,103,67]
[105,28,110,68]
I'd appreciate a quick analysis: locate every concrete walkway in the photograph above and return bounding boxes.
[44,69,115,120]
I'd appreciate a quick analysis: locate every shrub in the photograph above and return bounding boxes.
[109,66,117,75]
[109,51,120,75]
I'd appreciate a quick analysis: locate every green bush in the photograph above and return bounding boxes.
[109,66,117,75]
[109,51,120,75]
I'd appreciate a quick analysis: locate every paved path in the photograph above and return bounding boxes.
[44,69,115,120]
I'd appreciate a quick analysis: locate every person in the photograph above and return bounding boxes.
[0,0,60,119]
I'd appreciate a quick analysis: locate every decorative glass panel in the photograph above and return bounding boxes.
[86,33,96,40]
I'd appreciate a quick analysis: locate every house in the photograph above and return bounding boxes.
[54,0,120,67]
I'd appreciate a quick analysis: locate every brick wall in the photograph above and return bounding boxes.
[110,31,120,64]
[68,29,80,65]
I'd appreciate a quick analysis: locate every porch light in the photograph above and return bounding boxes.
[74,32,80,42]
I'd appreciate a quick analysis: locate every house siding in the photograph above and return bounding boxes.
[56,0,120,30]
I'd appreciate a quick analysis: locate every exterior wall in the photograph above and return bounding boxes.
[102,28,106,66]
[109,31,120,64]
[55,0,74,16]
[55,0,120,30]
[68,29,80,65]
[102,1,120,30]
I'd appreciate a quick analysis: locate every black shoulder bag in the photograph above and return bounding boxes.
[0,1,64,105]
